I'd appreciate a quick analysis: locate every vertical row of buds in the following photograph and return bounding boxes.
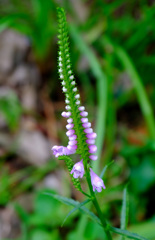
[52,8,105,193]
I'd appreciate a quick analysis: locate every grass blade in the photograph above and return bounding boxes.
[99,160,114,179]
[44,192,101,225]
[100,37,155,140]
[61,199,91,226]
[109,226,148,240]
[120,188,129,240]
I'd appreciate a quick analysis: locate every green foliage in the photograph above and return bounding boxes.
[0,91,22,131]
[14,189,77,240]
[0,167,11,205]
[0,0,57,61]
[1,1,155,239]
[120,188,129,240]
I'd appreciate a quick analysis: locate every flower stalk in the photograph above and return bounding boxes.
[51,7,112,240]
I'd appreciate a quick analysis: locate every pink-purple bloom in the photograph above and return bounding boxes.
[67,144,77,151]
[88,145,97,153]
[66,129,75,137]
[70,160,84,178]
[90,168,106,192]
[66,123,74,129]
[80,111,88,117]
[81,118,88,123]
[86,139,95,144]
[52,146,73,157]
[82,122,91,128]
[84,128,93,133]
[86,132,97,139]
[89,155,98,161]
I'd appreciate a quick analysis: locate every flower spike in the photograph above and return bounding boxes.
[51,7,105,193]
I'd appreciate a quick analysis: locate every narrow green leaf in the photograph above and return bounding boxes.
[99,160,114,179]
[109,226,148,240]
[44,192,101,226]
[120,187,129,240]
[61,199,91,227]
[129,221,155,240]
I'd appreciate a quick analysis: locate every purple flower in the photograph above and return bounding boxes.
[90,168,106,192]
[82,122,91,128]
[66,123,74,130]
[89,155,98,161]
[52,145,72,157]
[81,118,88,123]
[88,145,97,153]
[66,129,75,137]
[84,128,93,133]
[79,106,85,111]
[86,139,95,144]
[86,132,97,139]
[70,160,84,178]
[61,111,71,118]
[67,144,77,151]
[69,134,77,140]
[80,111,88,117]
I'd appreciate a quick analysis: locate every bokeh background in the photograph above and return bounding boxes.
[0,0,155,239]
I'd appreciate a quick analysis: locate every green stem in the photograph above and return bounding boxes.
[86,172,112,240]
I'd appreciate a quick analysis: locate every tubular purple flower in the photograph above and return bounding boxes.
[89,155,98,161]
[81,118,88,123]
[86,139,95,144]
[68,140,77,145]
[73,87,77,92]
[80,111,88,117]
[84,128,93,133]
[67,145,77,151]
[65,105,71,110]
[69,134,77,140]
[62,87,67,92]
[66,123,74,130]
[61,111,68,118]
[66,129,75,137]
[79,106,85,111]
[82,122,91,128]
[67,118,73,124]
[89,145,97,153]
[52,145,73,157]
[90,168,106,192]
[86,132,97,139]
[75,94,80,99]
[70,160,84,178]
[76,100,80,105]
[66,112,71,117]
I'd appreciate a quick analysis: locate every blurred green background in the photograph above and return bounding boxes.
[0,0,155,239]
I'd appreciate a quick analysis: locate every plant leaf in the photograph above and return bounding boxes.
[120,187,129,240]
[99,160,114,179]
[61,199,91,227]
[44,192,101,226]
[109,226,148,240]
